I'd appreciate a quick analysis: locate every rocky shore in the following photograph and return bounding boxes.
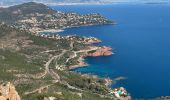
[67,44,132,100]
[68,46,113,70]
[86,46,113,57]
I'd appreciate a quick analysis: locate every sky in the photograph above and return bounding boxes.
[1,0,170,6]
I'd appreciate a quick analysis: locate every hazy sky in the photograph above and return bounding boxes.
[1,0,170,6]
[1,0,170,3]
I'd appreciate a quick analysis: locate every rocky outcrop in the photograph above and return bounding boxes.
[87,46,113,57]
[0,82,21,100]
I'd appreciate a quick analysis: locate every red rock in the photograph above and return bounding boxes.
[86,46,113,57]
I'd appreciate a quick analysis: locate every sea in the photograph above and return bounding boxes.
[51,4,170,99]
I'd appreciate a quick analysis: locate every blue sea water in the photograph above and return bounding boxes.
[51,4,170,99]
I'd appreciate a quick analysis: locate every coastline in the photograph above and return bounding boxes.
[61,23,115,32]
[33,22,131,99]
[33,23,114,34]
[37,28,113,71]
[36,29,64,33]
[0,2,134,99]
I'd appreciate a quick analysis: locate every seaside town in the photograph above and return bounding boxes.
[1,2,113,34]
[15,12,113,33]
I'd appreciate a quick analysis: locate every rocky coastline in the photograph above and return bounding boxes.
[67,45,113,70]
[0,2,131,100]
[86,46,113,57]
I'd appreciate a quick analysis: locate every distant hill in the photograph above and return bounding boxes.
[7,2,55,14]
[0,2,55,23]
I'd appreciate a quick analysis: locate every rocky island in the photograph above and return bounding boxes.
[0,2,130,100]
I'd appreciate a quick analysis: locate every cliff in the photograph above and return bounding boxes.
[87,46,113,57]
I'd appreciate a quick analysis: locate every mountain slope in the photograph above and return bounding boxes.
[0,23,115,100]
[0,2,55,23]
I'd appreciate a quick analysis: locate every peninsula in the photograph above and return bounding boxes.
[0,2,113,33]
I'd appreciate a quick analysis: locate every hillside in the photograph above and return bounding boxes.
[0,2,55,23]
[0,22,117,100]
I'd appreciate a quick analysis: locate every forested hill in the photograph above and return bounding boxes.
[0,2,55,23]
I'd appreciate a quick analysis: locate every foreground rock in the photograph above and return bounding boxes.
[0,82,21,100]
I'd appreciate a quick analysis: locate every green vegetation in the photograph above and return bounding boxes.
[0,2,115,99]
[0,23,115,99]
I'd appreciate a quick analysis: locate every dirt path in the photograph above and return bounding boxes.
[24,84,52,95]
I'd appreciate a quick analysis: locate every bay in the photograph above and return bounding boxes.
[51,4,170,99]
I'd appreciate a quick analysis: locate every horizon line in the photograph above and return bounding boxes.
[0,1,170,8]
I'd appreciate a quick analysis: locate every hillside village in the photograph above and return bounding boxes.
[16,12,113,33]
[0,2,113,33]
